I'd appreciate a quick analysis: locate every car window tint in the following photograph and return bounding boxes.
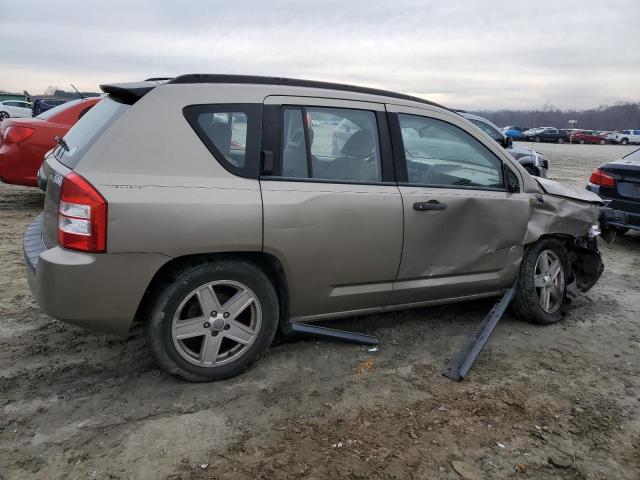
[281,107,382,183]
[281,108,309,178]
[184,104,262,178]
[398,114,503,189]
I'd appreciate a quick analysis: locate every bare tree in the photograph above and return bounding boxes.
[43,86,60,96]
[473,102,640,131]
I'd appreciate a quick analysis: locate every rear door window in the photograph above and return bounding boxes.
[183,104,262,178]
[280,106,382,183]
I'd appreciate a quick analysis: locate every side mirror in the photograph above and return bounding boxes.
[503,164,520,193]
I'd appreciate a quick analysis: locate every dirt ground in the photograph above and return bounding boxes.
[1,143,639,480]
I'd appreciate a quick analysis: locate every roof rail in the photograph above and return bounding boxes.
[167,74,446,110]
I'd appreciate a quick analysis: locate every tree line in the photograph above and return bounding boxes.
[472,102,640,131]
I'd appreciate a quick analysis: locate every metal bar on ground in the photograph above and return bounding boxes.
[443,282,518,381]
[287,322,379,346]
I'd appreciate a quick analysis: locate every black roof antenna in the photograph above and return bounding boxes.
[70,84,85,99]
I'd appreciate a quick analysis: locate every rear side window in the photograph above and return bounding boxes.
[57,97,128,169]
[183,104,262,178]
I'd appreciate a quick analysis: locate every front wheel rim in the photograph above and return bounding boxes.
[533,250,565,313]
[171,280,262,368]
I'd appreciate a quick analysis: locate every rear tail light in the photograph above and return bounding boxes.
[57,172,107,252]
[589,168,616,188]
[3,126,35,143]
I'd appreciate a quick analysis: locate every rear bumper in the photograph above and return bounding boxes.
[24,215,170,335]
[0,144,38,187]
[587,185,640,230]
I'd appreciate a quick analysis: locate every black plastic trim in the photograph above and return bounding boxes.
[262,177,397,187]
[261,105,281,175]
[99,81,160,105]
[168,74,447,110]
[183,103,263,179]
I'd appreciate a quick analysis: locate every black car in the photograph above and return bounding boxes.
[524,127,569,144]
[32,98,69,116]
[587,148,640,234]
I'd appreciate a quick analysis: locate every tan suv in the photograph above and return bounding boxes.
[25,75,607,381]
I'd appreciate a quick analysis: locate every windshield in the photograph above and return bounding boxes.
[57,97,128,169]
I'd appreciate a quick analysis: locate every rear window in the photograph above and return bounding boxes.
[183,104,262,178]
[36,99,79,120]
[56,97,128,169]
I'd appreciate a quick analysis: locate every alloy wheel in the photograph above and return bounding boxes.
[533,250,564,313]
[171,280,262,367]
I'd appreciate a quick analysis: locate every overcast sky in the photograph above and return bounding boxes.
[1,0,638,110]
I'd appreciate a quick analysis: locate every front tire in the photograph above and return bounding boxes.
[557,137,565,144]
[534,136,541,142]
[513,238,568,325]
[620,138,629,145]
[599,139,606,145]
[145,260,279,382]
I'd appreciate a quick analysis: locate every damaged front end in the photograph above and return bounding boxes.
[526,177,617,297]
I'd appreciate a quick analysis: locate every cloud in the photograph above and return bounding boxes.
[1,0,638,109]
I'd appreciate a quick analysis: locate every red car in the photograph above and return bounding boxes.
[570,130,606,144]
[0,97,100,187]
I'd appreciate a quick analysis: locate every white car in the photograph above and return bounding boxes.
[606,129,640,145]
[0,100,32,119]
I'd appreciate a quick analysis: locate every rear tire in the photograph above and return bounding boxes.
[513,238,569,325]
[145,260,279,382]
[534,136,541,142]
[599,139,606,145]
[557,137,564,144]
[0,111,9,120]
[579,139,585,144]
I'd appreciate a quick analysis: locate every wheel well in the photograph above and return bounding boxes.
[524,233,602,292]
[133,252,290,329]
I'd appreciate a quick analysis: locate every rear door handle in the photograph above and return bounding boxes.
[413,200,447,211]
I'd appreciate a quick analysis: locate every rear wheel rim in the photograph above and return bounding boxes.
[171,280,262,368]
[533,250,564,313]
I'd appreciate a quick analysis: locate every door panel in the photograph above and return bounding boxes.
[262,180,403,318]
[392,185,529,304]
[261,96,403,320]
[386,104,531,305]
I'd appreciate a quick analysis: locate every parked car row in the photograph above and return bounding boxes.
[15,74,619,382]
[0,98,75,120]
[502,125,640,145]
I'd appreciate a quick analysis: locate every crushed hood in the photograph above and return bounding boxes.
[535,177,603,204]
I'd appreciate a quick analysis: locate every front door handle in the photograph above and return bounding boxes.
[413,200,447,211]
